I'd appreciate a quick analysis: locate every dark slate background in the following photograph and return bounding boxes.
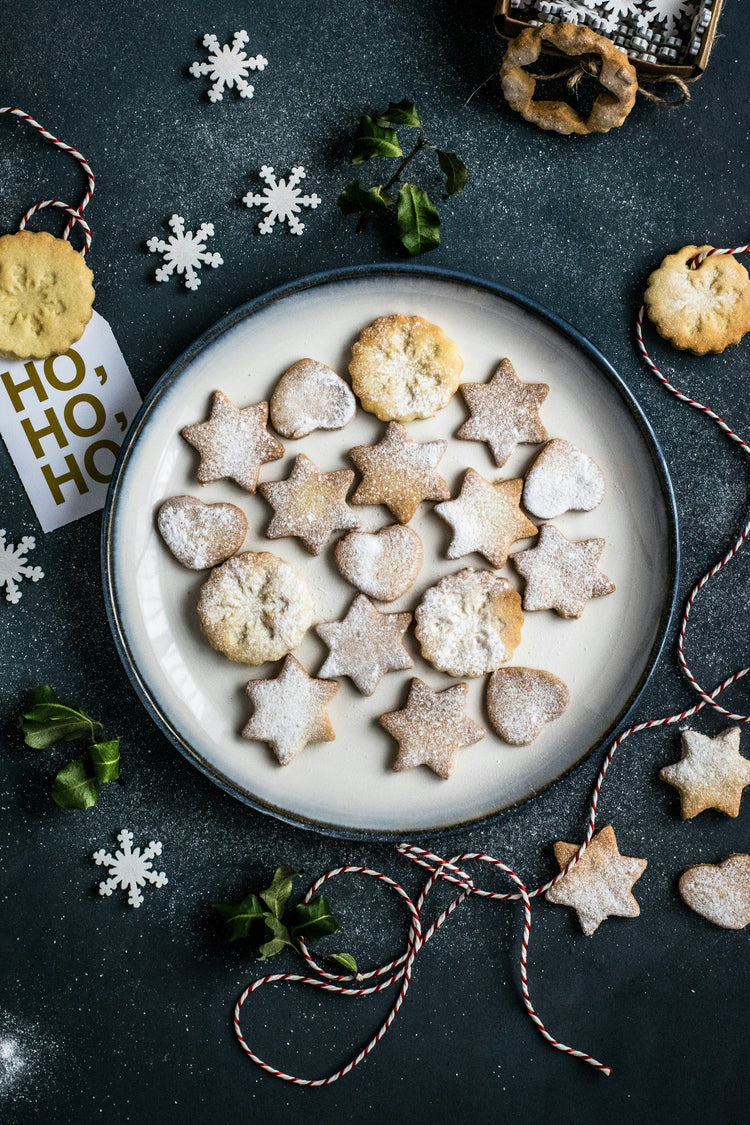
[1,2,749,1121]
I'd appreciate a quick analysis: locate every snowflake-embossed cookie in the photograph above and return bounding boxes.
[181,391,284,492]
[434,469,537,568]
[349,422,450,524]
[317,594,412,696]
[243,655,338,766]
[334,525,423,602]
[379,678,485,779]
[414,568,523,678]
[157,495,247,569]
[259,454,359,555]
[645,245,750,355]
[523,439,604,520]
[270,358,356,439]
[197,550,313,664]
[349,314,464,422]
[486,667,569,745]
[512,525,615,618]
[0,230,95,360]
[457,358,549,467]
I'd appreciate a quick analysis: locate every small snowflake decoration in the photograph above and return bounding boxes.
[189,31,268,103]
[146,214,223,291]
[93,829,168,908]
[242,166,321,236]
[644,0,692,33]
[0,530,43,604]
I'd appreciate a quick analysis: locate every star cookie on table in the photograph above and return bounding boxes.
[434,468,537,568]
[512,524,615,619]
[242,654,338,766]
[259,454,359,555]
[379,678,485,779]
[679,855,750,930]
[348,422,450,524]
[545,825,648,936]
[659,727,750,819]
[457,358,549,467]
[317,594,413,696]
[181,391,283,492]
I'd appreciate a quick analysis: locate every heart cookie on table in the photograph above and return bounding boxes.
[678,854,750,930]
[157,495,247,569]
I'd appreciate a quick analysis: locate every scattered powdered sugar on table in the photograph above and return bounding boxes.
[0,1010,58,1103]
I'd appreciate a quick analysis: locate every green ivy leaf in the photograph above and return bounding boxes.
[213,892,267,942]
[90,739,120,783]
[436,149,469,197]
[328,952,358,974]
[351,116,403,165]
[337,180,394,215]
[289,894,340,942]
[259,866,301,920]
[257,914,296,961]
[50,759,99,809]
[396,183,440,256]
[377,100,421,128]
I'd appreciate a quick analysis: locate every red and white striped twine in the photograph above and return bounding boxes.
[0,107,95,253]
[234,251,750,1083]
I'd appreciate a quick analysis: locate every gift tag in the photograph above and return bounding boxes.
[0,312,141,531]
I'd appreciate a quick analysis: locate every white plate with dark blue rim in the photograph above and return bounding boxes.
[102,265,679,840]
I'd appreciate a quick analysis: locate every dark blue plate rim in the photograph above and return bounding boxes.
[101,263,680,842]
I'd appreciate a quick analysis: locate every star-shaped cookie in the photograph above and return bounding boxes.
[242,654,339,766]
[181,390,284,492]
[457,358,549,466]
[434,468,538,568]
[259,454,360,555]
[379,678,485,779]
[511,524,615,618]
[348,422,450,524]
[659,727,750,818]
[317,594,413,695]
[545,825,648,936]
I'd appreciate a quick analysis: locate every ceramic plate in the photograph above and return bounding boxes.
[103,266,678,839]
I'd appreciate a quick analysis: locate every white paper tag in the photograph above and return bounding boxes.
[0,311,142,532]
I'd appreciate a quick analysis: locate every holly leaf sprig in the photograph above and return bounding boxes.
[338,99,468,257]
[17,685,120,809]
[214,865,358,973]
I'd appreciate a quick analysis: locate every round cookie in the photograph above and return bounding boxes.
[414,567,523,678]
[270,358,356,439]
[644,245,750,355]
[0,230,95,360]
[486,667,569,745]
[197,550,313,664]
[349,313,463,422]
[157,495,247,569]
[334,525,423,601]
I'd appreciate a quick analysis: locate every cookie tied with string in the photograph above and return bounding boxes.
[645,245,750,355]
[0,230,95,360]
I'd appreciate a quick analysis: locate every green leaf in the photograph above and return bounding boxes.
[259,865,301,920]
[396,183,440,256]
[257,914,296,960]
[436,150,469,197]
[29,685,60,706]
[328,952,358,974]
[213,892,266,942]
[377,100,421,128]
[50,759,99,809]
[337,180,394,215]
[18,686,100,749]
[90,739,120,783]
[351,116,402,165]
[289,895,340,943]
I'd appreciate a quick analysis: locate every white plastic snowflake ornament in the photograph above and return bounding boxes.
[242,166,321,236]
[93,829,168,908]
[147,214,223,291]
[189,31,268,103]
[0,530,43,604]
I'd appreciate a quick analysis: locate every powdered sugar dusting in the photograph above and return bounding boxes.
[157,495,247,569]
[486,666,569,745]
[270,358,356,439]
[523,438,605,519]
[334,525,422,601]
[679,855,750,930]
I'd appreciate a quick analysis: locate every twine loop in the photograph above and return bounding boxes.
[0,107,95,253]
[536,57,691,106]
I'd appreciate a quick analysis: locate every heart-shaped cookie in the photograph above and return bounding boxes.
[334,525,423,602]
[157,495,247,570]
[523,438,604,519]
[678,854,750,930]
[486,666,570,745]
[270,358,356,439]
